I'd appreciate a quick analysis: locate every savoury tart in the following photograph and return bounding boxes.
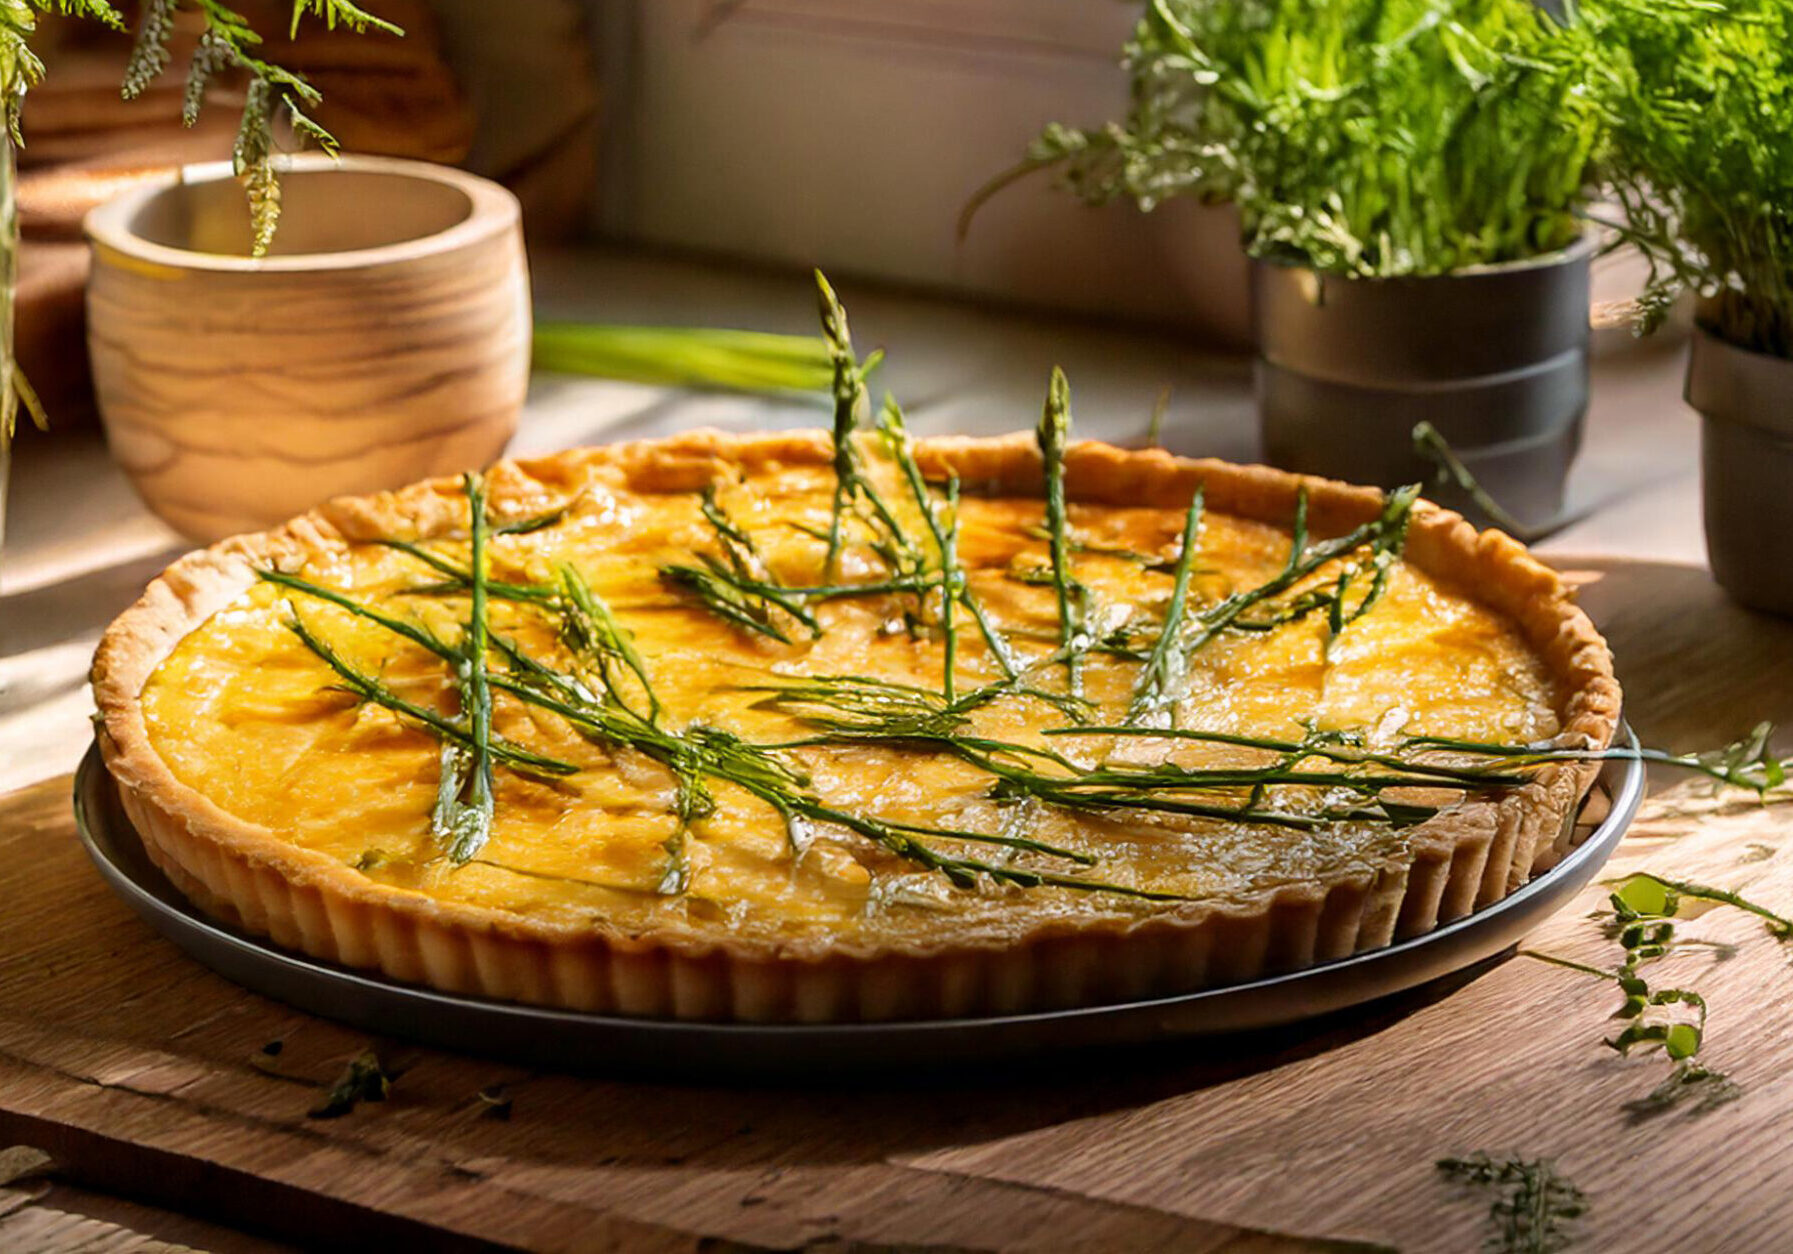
[92,430,1620,1022]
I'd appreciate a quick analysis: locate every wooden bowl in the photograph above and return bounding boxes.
[85,154,529,542]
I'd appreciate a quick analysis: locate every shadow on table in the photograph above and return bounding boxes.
[57,747,1514,1179]
[0,550,179,711]
[0,550,180,658]
[246,958,1506,1199]
[21,768,1483,1249]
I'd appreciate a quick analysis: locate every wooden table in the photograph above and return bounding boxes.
[4,250,1789,1253]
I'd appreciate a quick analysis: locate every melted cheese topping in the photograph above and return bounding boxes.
[141,459,1560,944]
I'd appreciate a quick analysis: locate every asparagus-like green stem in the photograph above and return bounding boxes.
[258,569,453,660]
[877,397,1040,700]
[660,561,798,643]
[1412,420,1546,541]
[557,562,660,722]
[1036,366,1082,694]
[1521,950,1619,982]
[441,471,499,863]
[1053,724,1531,786]
[1182,485,1419,658]
[283,611,576,777]
[657,814,694,895]
[493,505,570,536]
[1399,732,1793,797]
[1128,488,1204,723]
[875,815,1097,866]
[818,270,871,580]
[377,538,558,605]
[938,479,962,702]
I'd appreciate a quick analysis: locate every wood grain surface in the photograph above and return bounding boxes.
[0,556,1789,1253]
[84,155,529,544]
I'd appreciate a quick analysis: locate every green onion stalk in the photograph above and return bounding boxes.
[532,323,835,393]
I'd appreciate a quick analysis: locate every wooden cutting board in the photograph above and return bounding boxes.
[1,557,1790,1254]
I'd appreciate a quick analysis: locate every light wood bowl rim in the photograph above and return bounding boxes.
[83,153,520,275]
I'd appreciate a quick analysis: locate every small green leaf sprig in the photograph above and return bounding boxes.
[307,1047,395,1119]
[1525,871,1793,1116]
[0,0,125,148]
[6,1,403,259]
[185,0,403,256]
[1586,0,1793,356]
[1438,1152,1587,1254]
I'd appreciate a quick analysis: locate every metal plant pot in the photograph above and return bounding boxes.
[1685,325,1793,617]
[1251,237,1594,526]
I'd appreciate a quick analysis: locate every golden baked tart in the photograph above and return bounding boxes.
[92,305,1618,1023]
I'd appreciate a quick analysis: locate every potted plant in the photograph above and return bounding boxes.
[0,0,396,561]
[964,0,1608,526]
[1595,0,1793,615]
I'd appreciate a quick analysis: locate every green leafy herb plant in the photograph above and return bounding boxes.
[962,0,1608,279]
[0,0,398,563]
[1589,0,1793,356]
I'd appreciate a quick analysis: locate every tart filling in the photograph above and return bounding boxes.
[138,452,1561,948]
[92,299,1618,1022]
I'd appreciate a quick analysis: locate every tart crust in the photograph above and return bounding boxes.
[91,432,1621,1022]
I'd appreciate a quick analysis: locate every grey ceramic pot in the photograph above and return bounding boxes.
[1252,237,1594,526]
[1685,325,1793,617]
